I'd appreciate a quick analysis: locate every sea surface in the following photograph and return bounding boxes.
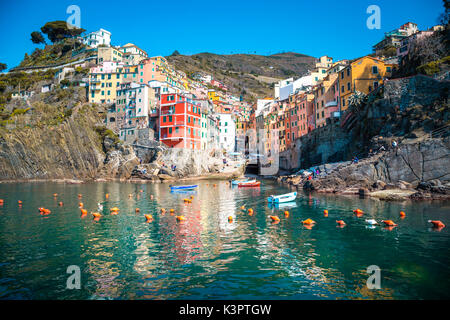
[0,180,449,299]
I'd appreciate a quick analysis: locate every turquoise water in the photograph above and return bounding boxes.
[0,180,449,300]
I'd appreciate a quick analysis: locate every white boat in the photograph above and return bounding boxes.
[267,192,297,203]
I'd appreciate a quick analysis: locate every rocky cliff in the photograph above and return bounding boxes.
[279,136,450,200]
[0,103,106,181]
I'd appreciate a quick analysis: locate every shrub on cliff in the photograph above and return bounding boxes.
[95,126,120,145]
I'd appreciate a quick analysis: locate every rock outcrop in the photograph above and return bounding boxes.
[0,106,105,181]
[279,138,450,200]
[129,148,246,182]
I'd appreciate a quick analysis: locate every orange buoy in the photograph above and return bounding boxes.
[145,214,153,222]
[240,205,245,210]
[80,209,87,215]
[336,220,346,226]
[190,195,194,199]
[53,193,58,197]
[92,212,101,219]
[183,198,189,203]
[170,209,175,213]
[228,216,233,223]
[302,218,316,225]
[176,215,186,222]
[213,184,217,187]
[78,194,82,198]
[39,208,50,215]
[399,211,406,218]
[161,208,166,213]
[18,200,22,205]
[353,209,364,215]
[284,211,289,218]
[79,202,83,208]
[269,215,280,222]
[323,210,328,217]
[135,208,140,213]
[58,201,63,206]
[105,193,109,199]
[0,199,4,204]
[428,220,445,228]
[383,220,397,226]
[110,207,119,212]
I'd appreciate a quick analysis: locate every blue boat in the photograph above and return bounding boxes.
[267,192,297,203]
[170,184,198,191]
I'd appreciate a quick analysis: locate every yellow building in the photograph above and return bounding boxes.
[339,56,396,111]
[88,62,139,104]
[88,63,122,104]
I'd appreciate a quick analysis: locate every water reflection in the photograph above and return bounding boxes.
[0,181,449,299]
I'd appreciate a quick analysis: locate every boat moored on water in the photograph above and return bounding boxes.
[170,185,198,191]
[231,178,255,185]
[237,181,261,187]
[267,192,297,203]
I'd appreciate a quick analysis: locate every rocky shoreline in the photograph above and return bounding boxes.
[277,137,450,201]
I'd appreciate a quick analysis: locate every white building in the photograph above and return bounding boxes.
[218,113,236,152]
[274,78,293,99]
[256,98,274,116]
[82,29,111,48]
[116,82,154,142]
[119,43,148,65]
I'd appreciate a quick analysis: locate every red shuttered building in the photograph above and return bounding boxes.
[159,93,202,149]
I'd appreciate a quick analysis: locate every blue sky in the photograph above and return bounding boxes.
[0,0,445,71]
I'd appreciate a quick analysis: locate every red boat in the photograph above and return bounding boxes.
[238,181,261,187]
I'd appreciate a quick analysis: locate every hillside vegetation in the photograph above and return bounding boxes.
[167,52,317,101]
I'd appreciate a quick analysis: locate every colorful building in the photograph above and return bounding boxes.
[159,93,202,149]
[339,56,396,111]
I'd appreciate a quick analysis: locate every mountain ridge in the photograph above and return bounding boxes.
[166,51,317,101]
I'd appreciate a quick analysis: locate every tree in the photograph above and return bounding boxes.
[0,63,6,72]
[40,20,85,43]
[31,31,46,45]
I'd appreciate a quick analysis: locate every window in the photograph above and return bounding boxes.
[163,116,166,122]
[347,68,350,76]
[372,66,378,74]
[169,127,172,134]
[322,111,324,118]
[386,66,392,72]
[341,72,344,79]
[347,82,350,91]
[169,115,173,122]
[175,127,179,133]
[341,85,345,93]
[374,81,379,89]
